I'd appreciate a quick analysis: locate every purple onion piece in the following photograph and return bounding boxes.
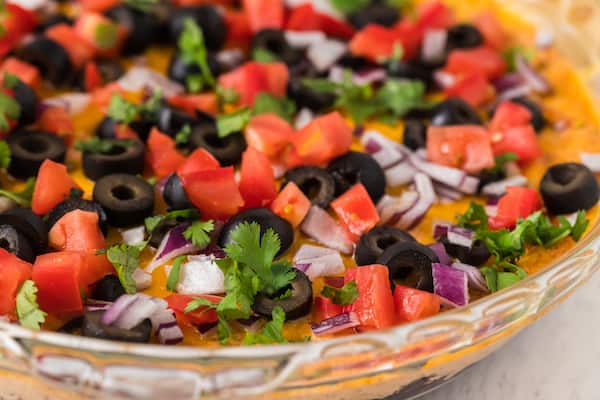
[429,243,452,266]
[114,296,164,330]
[432,222,450,240]
[432,263,469,307]
[311,312,360,335]
[446,226,474,249]
[492,73,524,91]
[101,294,138,325]
[237,315,261,327]
[515,54,551,94]
[451,262,489,292]
[409,154,466,188]
[294,263,311,273]
[481,175,528,197]
[364,138,382,154]
[197,244,226,259]
[197,321,218,334]
[396,172,436,230]
[300,206,354,254]
[147,224,200,272]
[159,325,184,345]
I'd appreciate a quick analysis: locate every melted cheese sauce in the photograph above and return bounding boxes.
[37,0,600,345]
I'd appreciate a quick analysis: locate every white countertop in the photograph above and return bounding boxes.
[421,270,600,400]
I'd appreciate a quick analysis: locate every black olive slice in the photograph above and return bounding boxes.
[327,151,386,203]
[251,29,303,66]
[0,224,35,262]
[7,130,67,179]
[375,241,439,292]
[355,226,416,266]
[403,119,428,151]
[348,4,400,29]
[430,98,482,126]
[82,139,145,181]
[167,51,221,87]
[446,24,484,51]
[187,123,246,166]
[17,37,73,86]
[12,80,37,126]
[540,162,600,215]
[91,275,126,302]
[82,311,152,343]
[105,5,159,55]
[253,270,313,320]
[441,238,491,267]
[93,174,155,227]
[46,197,109,235]
[169,6,227,51]
[282,166,336,208]
[0,207,47,253]
[163,173,193,211]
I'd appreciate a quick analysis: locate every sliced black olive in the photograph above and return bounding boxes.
[430,98,482,126]
[446,24,484,51]
[337,52,373,71]
[46,197,109,235]
[187,123,246,166]
[477,170,506,192]
[105,5,159,55]
[93,174,155,227]
[167,51,221,87]
[0,207,47,253]
[82,139,145,181]
[7,130,66,179]
[58,317,84,333]
[282,166,336,208]
[38,14,74,32]
[403,119,428,150]
[91,275,126,302]
[82,310,152,343]
[348,3,400,29]
[355,226,416,266]
[157,106,198,137]
[219,208,294,257]
[386,60,435,89]
[540,163,600,215]
[12,80,37,126]
[253,270,312,320]
[17,37,73,86]
[149,218,180,248]
[251,29,303,66]
[327,151,386,203]
[375,241,438,292]
[513,97,546,133]
[287,77,336,112]
[169,6,227,51]
[0,224,35,262]
[95,117,153,142]
[441,238,491,266]
[163,173,193,211]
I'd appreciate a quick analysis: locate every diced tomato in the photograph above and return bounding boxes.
[37,106,74,139]
[83,62,103,92]
[223,9,252,47]
[286,4,355,40]
[78,0,120,12]
[32,160,78,215]
[349,24,404,63]
[318,13,356,40]
[46,24,95,68]
[218,62,289,106]
[490,125,541,163]
[32,252,84,314]
[288,111,353,167]
[168,93,218,116]
[473,12,506,50]
[74,12,126,57]
[444,46,506,81]
[48,210,105,252]
[173,0,234,5]
[146,128,187,179]
[242,0,284,33]
[489,187,543,230]
[0,249,32,317]
[313,296,343,323]
[427,125,495,173]
[180,166,244,220]
[0,58,40,89]
[331,184,380,242]
[91,83,126,110]
[114,123,139,140]
[444,73,494,107]
[344,265,396,330]
[394,285,441,323]
[271,182,311,227]
[165,294,220,326]
[392,20,422,61]
[245,113,294,158]
[489,100,532,132]
[0,4,38,58]
[177,148,220,177]
[238,148,276,209]
[80,252,114,290]
[415,1,454,32]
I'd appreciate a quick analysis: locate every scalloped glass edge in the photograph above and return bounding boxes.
[0,1,599,399]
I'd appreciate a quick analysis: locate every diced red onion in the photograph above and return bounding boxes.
[580,153,600,172]
[118,66,184,97]
[485,205,498,218]
[121,226,146,246]
[458,176,480,195]
[150,309,178,332]
[439,296,460,308]
[352,68,387,86]
[385,161,417,187]
[293,244,335,260]
[271,162,287,180]
[432,263,469,307]
[364,138,382,154]
[9,0,51,10]
[133,268,152,291]
[446,226,474,248]
[43,93,90,115]
[147,224,200,273]
[293,245,344,280]
[422,29,447,64]
[498,84,532,101]
[101,294,138,325]
[197,244,226,259]
[434,183,463,201]
[433,70,455,89]
[324,276,345,288]
[285,31,327,48]
[432,222,450,240]
[377,191,419,226]
[492,73,524,92]
[85,300,112,312]
[216,49,245,70]
[177,255,225,295]
[294,263,311,273]
[429,243,452,266]
[451,262,489,292]
[409,154,466,189]
[515,55,551,94]
[481,175,528,197]
[300,206,354,254]
[114,296,167,330]
[158,325,184,345]
[294,108,314,130]
[311,312,360,336]
[307,40,346,72]
[395,173,436,230]
[361,130,408,155]
[328,65,345,84]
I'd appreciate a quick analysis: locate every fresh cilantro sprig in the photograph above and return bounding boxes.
[175,124,192,146]
[106,242,147,294]
[107,94,139,125]
[0,140,10,169]
[74,137,135,154]
[178,18,215,92]
[144,208,200,234]
[183,220,214,248]
[321,280,359,305]
[252,93,297,123]
[243,306,287,345]
[0,73,21,131]
[94,22,118,50]
[166,255,186,292]
[217,107,252,138]
[123,0,158,12]
[253,47,279,63]
[16,280,46,330]
[0,177,35,207]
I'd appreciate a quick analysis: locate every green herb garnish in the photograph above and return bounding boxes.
[321,280,359,305]
[0,140,10,169]
[166,255,186,292]
[0,177,35,207]
[94,22,118,50]
[486,152,519,174]
[0,88,20,131]
[175,124,192,146]
[123,0,158,12]
[243,306,287,345]
[178,18,215,92]
[183,220,214,248]
[16,280,46,330]
[106,242,147,294]
[107,94,139,125]
[252,93,296,122]
[216,107,252,138]
[74,137,135,154]
[253,47,279,63]
[144,209,200,234]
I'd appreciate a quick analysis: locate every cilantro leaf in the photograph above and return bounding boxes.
[243,306,287,345]
[253,47,279,63]
[503,45,535,72]
[184,296,217,314]
[166,255,186,292]
[144,209,200,234]
[74,137,134,154]
[216,85,239,109]
[0,140,10,168]
[16,280,46,330]
[183,220,214,248]
[375,80,427,118]
[0,90,20,131]
[3,73,19,89]
[329,0,370,14]
[457,202,489,231]
[486,152,519,174]
[107,94,139,124]
[252,93,296,122]
[215,258,257,320]
[178,18,214,92]
[123,0,158,12]
[138,90,163,121]
[321,280,359,305]
[216,107,252,138]
[106,243,146,294]
[94,22,118,50]
[0,177,35,207]
[175,124,192,146]
[568,210,589,241]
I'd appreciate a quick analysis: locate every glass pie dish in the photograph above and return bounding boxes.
[1,0,600,399]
